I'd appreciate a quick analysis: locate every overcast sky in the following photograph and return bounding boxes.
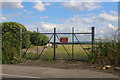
[1,0,119,41]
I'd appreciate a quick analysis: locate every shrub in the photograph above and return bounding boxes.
[89,39,120,66]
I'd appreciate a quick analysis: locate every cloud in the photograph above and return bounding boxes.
[70,15,94,23]
[100,30,104,34]
[33,0,51,11]
[23,10,33,14]
[33,0,45,11]
[110,10,118,15]
[40,16,48,19]
[26,13,117,32]
[24,11,118,39]
[108,23,117,30]
[44,2,51,6]
[95,22,118,39]
[37,15,94,33]
[25,22,58,32]
[41,23,56,30]
[23,10,27,12]
[40,21,45,24]
[97,13,118,22]
[2,17,8,20]
[112,0,120,2]
[55,18,65,21]
[61,2,101,11]
[1,0,24,9]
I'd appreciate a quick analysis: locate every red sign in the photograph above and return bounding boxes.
[60,37,68,43]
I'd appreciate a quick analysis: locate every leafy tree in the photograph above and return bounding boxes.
[30,31,48,46]
[2,22,31,48]
[1,22,31,63]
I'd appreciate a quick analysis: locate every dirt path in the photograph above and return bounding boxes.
[2,65,118,78]
[15,60,120,74]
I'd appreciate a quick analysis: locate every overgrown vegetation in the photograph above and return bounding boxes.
[1,22,48,64]
[88,38,120,67]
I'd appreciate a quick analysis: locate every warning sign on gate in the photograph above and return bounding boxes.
[60,37,68,43]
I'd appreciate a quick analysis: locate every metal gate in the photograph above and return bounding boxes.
[20,27,95,61]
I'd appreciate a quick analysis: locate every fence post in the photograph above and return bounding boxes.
[20,28,22,58]
[92,27,95,55]
[72,27,74,61]
[53,28,56,60]
[0,26,2,65]
[37,28,39,54]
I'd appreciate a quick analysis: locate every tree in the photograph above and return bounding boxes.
[30,31,48,46]
[2,22,31,48]
[1,22,31,63]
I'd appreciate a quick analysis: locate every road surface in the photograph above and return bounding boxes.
[1,65,119,79]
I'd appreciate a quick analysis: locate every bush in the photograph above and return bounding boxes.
[89,39,120,66]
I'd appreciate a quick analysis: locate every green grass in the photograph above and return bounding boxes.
[22,44,92,61]
[40,44,92,60]
[23,52,38,60]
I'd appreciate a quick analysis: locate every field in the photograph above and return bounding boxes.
[24,44,92,60]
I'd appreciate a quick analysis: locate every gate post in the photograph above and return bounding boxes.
[20,28,22,58]
[0,26,2,65]
[53,28,56,60]
[37,28,39,54]
[72,27,74,61]
[92,27,95,55]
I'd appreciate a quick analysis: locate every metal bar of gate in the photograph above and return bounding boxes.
[74,34,89,56]
[22,33,92,35]
[56,34,72,59]
[37,28,39,54]
[36,34,54,59]
[92,27,95,55]
[22,43,32,57]
[72,27,74,61]
[23,28,39,57]
[53,28,56,60]
[40,33,92,34]
[36,47,46,60]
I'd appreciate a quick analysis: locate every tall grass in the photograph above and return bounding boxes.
[2,41,22,64]
[2,41,38,64]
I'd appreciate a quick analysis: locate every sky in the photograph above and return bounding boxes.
[0,0,119,41]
